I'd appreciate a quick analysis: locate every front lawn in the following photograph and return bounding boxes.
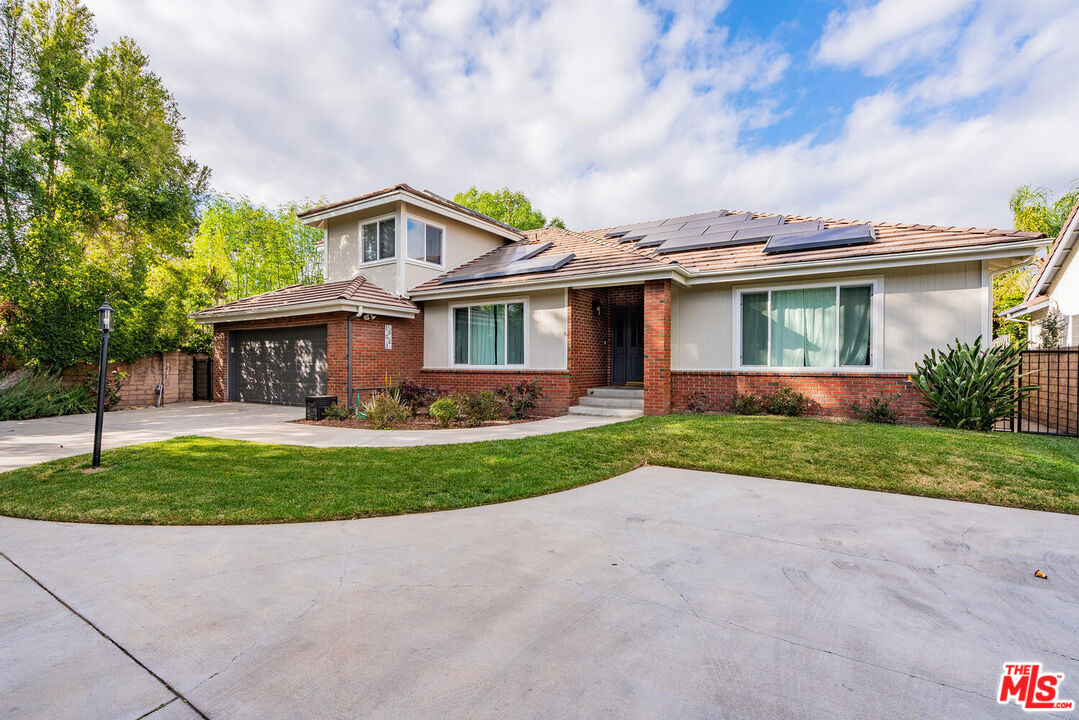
[1,415,1077,524]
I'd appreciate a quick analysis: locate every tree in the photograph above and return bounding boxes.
[1010,182,1079,238]
[992,180,1079,345]
[453,186,565,231]
[0,0,209,367]
[1038,304,1066,349]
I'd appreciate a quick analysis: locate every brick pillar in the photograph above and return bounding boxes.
[212,327,228,402]
[643,279,671,415]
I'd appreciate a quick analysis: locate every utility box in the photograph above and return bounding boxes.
[305,395,338,421]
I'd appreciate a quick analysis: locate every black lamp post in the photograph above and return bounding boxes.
[91,302,112,468]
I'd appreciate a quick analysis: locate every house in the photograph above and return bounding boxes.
[1000,198,1079,347]
[191,183,1048,421]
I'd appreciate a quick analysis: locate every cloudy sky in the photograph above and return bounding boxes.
[87,0,1079,230]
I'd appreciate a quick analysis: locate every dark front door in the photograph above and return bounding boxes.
[611,305,644,384]
[228,325,328,405]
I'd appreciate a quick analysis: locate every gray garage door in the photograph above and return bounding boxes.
[228,325,328,405]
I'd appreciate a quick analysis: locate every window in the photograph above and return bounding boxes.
[361,217,396,263]
[453,302,525,366]
[407,218,443,265]
[740,284,873,368]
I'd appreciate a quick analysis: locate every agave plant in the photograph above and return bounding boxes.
[909,336,1036,431]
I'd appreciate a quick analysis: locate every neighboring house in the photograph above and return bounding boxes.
[191,183,1048,421]
[1000,198,1079,347]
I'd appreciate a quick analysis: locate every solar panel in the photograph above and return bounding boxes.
[631,226,707,247]
[604,219,666,239]
[763,225,875,254]
[438,253,574,283]
[620,223,685,242]
[444,241,552,276]
[654,230,740,254]
[658,210,728,227]
[731,219,823,242]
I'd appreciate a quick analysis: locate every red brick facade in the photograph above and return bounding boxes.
[643,279,672,415]
[212,311,424,405]
[418,369,572,416]
[671,371,927,423]
[567,288,609,401]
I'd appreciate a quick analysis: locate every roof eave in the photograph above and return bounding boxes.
[408,266,687,301]
[299,188,525,241]
[999,299,1051,320]
[681,238,1050,285]
[190,299,418,325]
[1027,204,1079,300]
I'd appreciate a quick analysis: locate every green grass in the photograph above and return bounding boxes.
[2,414,1078,525]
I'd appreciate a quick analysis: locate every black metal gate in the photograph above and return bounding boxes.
[193,356,212,401]
[1007,349,1078,437]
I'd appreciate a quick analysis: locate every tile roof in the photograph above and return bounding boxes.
[192,275,417,319]
[297,183,525,238]
[409,210,1046,294]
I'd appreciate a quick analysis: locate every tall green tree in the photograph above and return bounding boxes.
[453,186,565,231]
[0,0,208,367]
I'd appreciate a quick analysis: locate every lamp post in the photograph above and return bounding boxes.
[91,302,112,468]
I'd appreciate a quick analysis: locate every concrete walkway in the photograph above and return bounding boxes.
[1,467,1077,719]
[0,402,632,472]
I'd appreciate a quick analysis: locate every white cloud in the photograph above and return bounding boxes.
[84,0,1079,232]
[815,0,976,75]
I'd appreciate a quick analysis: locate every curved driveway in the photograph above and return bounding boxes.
[2,467,1077,719]
[0,402,629,472]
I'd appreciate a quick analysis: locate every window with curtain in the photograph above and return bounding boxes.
[361,217,396,263]
[406,218,443,265]
[453,302,525,366]
[740,284,872,368]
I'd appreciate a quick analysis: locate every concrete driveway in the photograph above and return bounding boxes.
[1,467,1076,719]
[0,402,627,472]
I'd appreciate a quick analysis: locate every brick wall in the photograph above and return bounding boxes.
[671,371,927,423]
[643,279,672,415]
[1020,350,1078,436]
[568,288,609,401]
[418,369,572,415]
[62,350,205,410]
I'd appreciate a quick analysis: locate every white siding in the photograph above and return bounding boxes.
[671,261,987,372]
[422,289,568,369]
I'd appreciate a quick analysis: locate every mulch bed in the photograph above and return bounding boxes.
[292,415,543,431]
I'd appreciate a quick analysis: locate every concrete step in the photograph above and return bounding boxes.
[586,386,645,399]
[577,395,645,409]
[567,405,643,418]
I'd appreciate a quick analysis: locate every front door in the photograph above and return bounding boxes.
[611,305,644,384]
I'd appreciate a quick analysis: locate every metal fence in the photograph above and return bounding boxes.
[193,357,213,401]
[1000,349,1079,437]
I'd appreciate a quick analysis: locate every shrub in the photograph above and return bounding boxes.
[0,372,94,420]
[361,390,412,429]
[388,379,438,416]
[84,370,128,410]
[494,380,543,419]
[732,392,764,415]
[762,387,810,417]
[428,396,458,428]
[320,402,353,421]
[909,336,1035,431]
[685,391,712,413]
[851,393,900,424]
[455,391,503,427]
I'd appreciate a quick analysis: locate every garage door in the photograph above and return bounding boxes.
[228,325,328,405]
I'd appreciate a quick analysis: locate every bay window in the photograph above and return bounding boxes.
[453,302,525,366]
[407,218,443,265]
[740,283,873,368]
[361,217,396,263]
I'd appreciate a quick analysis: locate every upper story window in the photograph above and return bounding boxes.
[739,283,874,368]
[361,217,396,263]
[407,218,443,265]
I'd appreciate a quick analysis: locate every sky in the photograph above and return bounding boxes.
[87,0,1079,230]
